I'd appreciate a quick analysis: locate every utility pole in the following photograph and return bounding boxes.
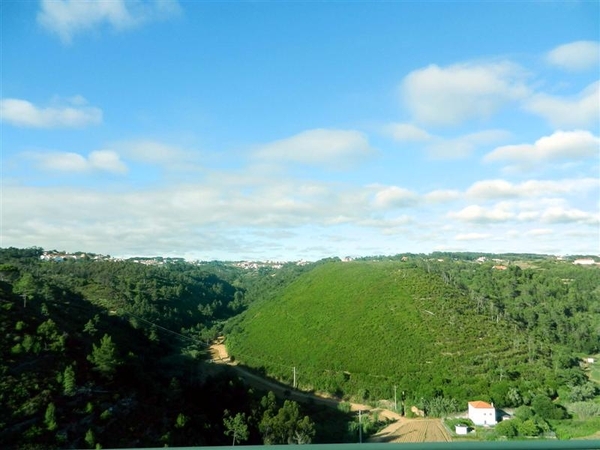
[293,367,296,389]
[394,385,397,412]
[358,410,362,444]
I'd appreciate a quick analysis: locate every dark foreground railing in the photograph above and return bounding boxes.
[129,441,600,450]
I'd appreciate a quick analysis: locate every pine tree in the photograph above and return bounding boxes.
[63,365,76,396]
[87,334,120,379]
[45,402,57,431]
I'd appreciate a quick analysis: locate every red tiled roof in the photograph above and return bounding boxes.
[468,401,494,409]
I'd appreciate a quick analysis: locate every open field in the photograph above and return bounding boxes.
[371,418,451,443]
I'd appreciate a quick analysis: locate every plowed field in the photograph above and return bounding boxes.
[385,419,451,443]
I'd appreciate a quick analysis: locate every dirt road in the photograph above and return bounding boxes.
[209,340,353,409]
[208,340,451,443]
[209,341,392,412]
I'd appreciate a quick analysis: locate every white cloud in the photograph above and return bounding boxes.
[255,128,376,168]
[448,204,515,223]
[540,206,598,225]
[387,122,510,159]
[27,150,127,174]
[524,81,600,128]
[121,140,190,164]
[1,97,102,128]
[37,0,181,43]
[466,178,599,199]
[401,61,529,125]
[385,123,432,141]
[426,129,511,159]
[449,198,598,227]
[455,233,492,241]
[423,189,461,203]
[371,185,417,208]
[546,41,600,72]
[526,228,553,236]
[484,130,600,171]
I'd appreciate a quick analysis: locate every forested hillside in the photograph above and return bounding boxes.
[2,248,599,446]
[227,257,600,415]
[0,248,353,449]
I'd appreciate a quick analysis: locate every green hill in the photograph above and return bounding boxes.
[226,260,585,405]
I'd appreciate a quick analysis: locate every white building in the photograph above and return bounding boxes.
[468,401,497,426]
[573,258,597,265]
[455,424,469,435]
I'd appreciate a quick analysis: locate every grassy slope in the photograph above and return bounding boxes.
[228,261,528,401]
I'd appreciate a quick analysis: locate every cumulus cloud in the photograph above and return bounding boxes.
[27,150,127,174]
[524,81,600,128]
[484,130,600,171]
[401,61,529,126]
[448,204,515,223]
[449,198,598,227]
[371,185,417,209]
[466,178,599,199]
[546,41,600,72]
[1,97,102,128]
[37,0,181,43]
[540,206,598,225]
[255,128,376,168]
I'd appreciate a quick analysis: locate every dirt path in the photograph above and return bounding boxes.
[209,340,360,409]
[208,340,448,442]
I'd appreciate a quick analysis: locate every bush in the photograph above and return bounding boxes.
[532,395,568,420]
[514,405,533,420]
[569,401,600,419]
[517,419,540,436]
[495,419,519,438]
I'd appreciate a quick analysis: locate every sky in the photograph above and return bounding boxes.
[1,0,599,261]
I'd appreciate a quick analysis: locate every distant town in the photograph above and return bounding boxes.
[37,249,599,268]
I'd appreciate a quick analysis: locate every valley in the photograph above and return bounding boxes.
[1,247,600,448]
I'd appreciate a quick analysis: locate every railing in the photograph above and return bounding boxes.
[155,441,600,450]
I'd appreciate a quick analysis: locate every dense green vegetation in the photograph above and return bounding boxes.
[2,247,599,446]
[227,258,600,415]
[0,248,357,449]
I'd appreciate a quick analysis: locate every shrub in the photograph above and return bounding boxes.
[569,401,600,419]
[495,418,519,438]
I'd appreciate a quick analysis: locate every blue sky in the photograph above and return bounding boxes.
[2,0,599,260]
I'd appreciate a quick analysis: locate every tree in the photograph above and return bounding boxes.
[85,428,96,448]
[13,273,38,307]
[45,402,57,431]
[260,400,315,445]
[63,365,76,396]
[223,412,249,446]
[175,413,189,429]
[514,405,533,421]
[518,419,540,436]
[568,382,598,402]
[87,334,120,379]
[495,418,518,438]
[531,395,567,420]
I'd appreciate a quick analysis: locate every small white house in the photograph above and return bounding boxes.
[468,401,497,426]
[586,357,595,364]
